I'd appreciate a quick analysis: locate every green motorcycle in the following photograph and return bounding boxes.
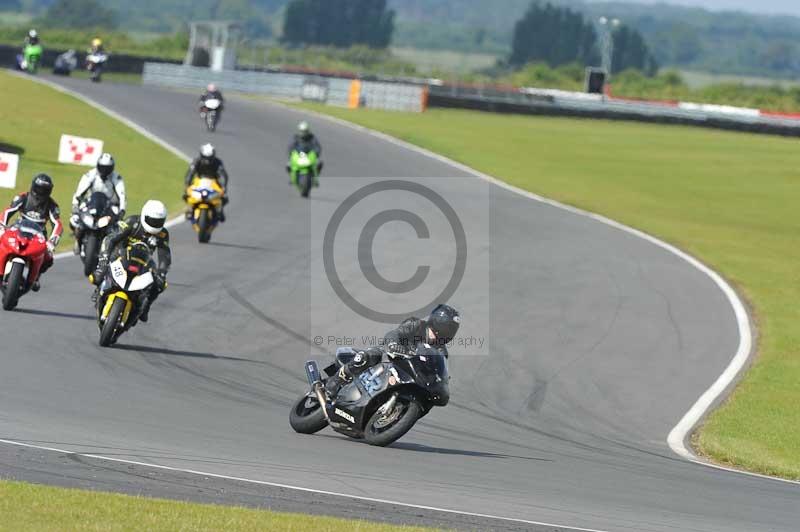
[19,44,43,74]
[289,150,319,198]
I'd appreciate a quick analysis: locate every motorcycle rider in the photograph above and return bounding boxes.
[327,304,461,395]
[183,143,229,222]
[286,121,323,186]
[199,83,224,111]
[24,29,39,47]
[1,174,63,291]
[70,153,126,254]
[92,200,170,323]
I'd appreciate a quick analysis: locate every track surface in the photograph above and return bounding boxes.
[0,76,797,531]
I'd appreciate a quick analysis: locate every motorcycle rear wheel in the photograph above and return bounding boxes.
[99,297,126,347]
[289,394,328,434]
[364,398,422,447]
[2,262,24,311]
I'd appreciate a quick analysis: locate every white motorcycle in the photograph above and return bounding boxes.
[86,52,108,82]
[201,98,221,132]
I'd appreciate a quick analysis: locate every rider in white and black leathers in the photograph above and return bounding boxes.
[70,153,126,252]
[328,304,461,394]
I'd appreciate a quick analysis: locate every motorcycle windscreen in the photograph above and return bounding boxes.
[410,350,450,405]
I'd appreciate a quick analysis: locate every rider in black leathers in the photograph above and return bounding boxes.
[184,144,229,222]
[327,304,460,395]
[286,121,323,179]
[93,201,171,323]
[199,83,224,111]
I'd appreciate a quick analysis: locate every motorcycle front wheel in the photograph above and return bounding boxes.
[364,398,422,447]
[197,209,212,243]
[2,262,24,311]
[289,394,328,434]
[99,297,126,347]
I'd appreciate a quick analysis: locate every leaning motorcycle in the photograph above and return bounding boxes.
[200,98,221,132]
[94,243,155,347]
[288,150,319,199]
[85,51,108,82]
[289,345,450,446]
[0,220,49,311]
[75,191,118,277]
[185,175,224,243]
[17,43,43,74]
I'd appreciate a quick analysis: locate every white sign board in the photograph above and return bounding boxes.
[58,134,104,166]
[0,152,19,189]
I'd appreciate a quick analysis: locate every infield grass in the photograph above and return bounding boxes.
[295,103,800,480]
[0,70,184,252]
[0,480,437,532]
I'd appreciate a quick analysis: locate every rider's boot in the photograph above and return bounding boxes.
[139,299,153,323]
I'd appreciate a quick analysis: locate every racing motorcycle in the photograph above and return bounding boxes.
[85,51,108,82]
[289,345,450,446]
[75,192,118,277]
[185,176,225,243]
[17,43,43,74]
[200,98,221,132]
[94,242,155,347]
[0,220,49,311]
[288,150,319,199]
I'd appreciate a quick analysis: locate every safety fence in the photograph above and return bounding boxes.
[1,45,179,74]
[143,63,427,112]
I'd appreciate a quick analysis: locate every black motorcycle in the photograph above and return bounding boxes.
[290,345,450,446]
[76,192,117,277]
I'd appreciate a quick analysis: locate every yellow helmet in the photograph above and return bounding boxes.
[92,38,102,48]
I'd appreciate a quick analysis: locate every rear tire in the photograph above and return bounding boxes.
[82,234,99,277]
[207,112,217,132]
[99,297,126,347]
[2,262,24,311]
[197,209,212,243]
[289,394,328,434]
[364,398,422,447]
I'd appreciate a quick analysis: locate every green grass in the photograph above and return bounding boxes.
[0,480,437,532]
[295,103,800,480]
[0,70,183,251]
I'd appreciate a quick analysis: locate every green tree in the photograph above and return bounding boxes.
[510,1,597,68]
[0,0,21,10]
[612,25,658,75]
[39,0,118,30]
[283,0,395,48]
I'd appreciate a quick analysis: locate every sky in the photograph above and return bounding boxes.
[604,0,800,16]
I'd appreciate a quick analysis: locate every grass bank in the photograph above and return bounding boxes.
[0,70,183,251]
[0,480,436,532]
[295,103,800,479]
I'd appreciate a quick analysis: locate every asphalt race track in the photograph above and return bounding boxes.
[0,75,797,531]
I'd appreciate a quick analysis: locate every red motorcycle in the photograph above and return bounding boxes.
[0,219,49,310]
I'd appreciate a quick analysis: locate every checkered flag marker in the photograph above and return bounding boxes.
[58,134,103,166]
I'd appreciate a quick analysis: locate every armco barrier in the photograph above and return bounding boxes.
[1,44,179,74]
[143,63,425,112]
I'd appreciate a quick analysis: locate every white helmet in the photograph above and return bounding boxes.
[96,152,115,179]
[140,200,167,235]
[207,83,216,92]
[200,143,215,158]
[29,29,38,39]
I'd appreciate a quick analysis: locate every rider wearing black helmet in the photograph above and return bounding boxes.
[330,304,461,391]
[1,174,63,291]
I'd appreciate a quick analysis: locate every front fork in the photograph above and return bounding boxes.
[305,360,331,422]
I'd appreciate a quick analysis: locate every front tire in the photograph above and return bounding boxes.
[2,262,24,311]
[99,297,126,347]
[197,209,212,243]
[300,172,312,198]
[364,398,422,447]
[82,234,99,277]
[289,394,328,434]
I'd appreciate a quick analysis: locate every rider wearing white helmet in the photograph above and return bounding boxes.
[70,152,127,253]
[93,200,171,322]
[184,143,229,221]
[25,29,39,46]
[199,83,224,111]
[287,121,323,185]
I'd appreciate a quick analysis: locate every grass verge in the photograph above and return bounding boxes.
[0,70,183,251]
[294,103,800,480]
[0,480,436,532]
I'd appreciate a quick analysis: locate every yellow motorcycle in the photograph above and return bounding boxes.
[185,176,225,243]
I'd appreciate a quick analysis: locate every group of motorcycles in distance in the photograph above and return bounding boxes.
[17,37,108,82]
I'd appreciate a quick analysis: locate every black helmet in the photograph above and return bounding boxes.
[96,153,115,179]
[30,174,53,202]
[427,304,461,343]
